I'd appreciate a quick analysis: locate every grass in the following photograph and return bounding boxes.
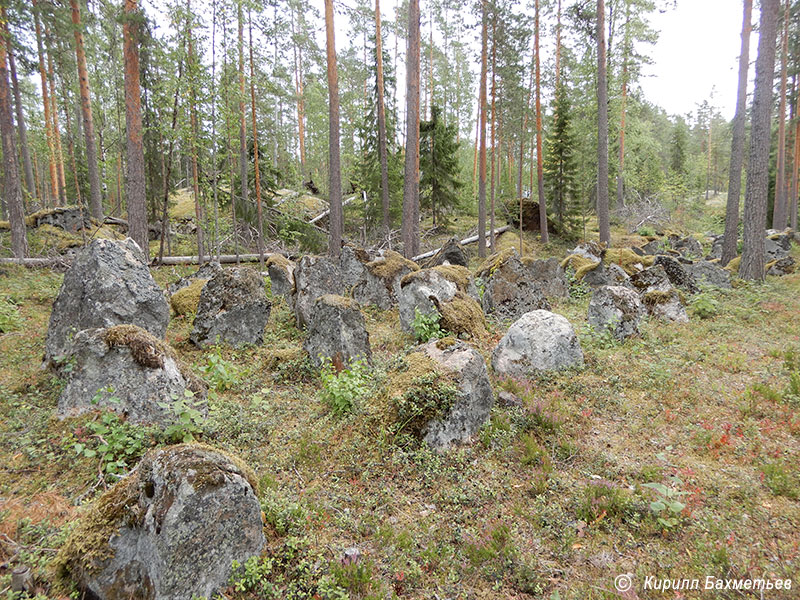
[1,195,799,597]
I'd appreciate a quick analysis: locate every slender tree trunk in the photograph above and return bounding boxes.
[772,0,790,229]
[0,8,26,258]
[33,3,59,204]
[596,0,610,245]
[60,73,82,206]
[402,0,421,258]
[123,0,148,258]
[6,45,34,199]
[476,0,488,258]
[210,0,219,260]
[187,0,205,264]
[427,20,433,121]
[324,0,343,258]
[248,9,264,267]
[45,35,67,205]
[221,15,239,262]
[290,5,307,180]
[616,1,629,209]
[535,0,548,243]
[740,0,779,281]
[71,0,103,218]
[375,0,391,236]
[237,3,248,210]
[705,116,712,201]
[518,58,534,255]
[555,0,562,91]
[790,84,800,231]
[721,0,752,265]
[489,13,497,252]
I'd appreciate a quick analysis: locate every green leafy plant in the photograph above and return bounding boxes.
[690,290,719,319]
[0,296,22,333]
[199,346,240,391]
[637,225,657,237]
[159,390,206,443]
[642,482,688,529]
[393,372,459,438]
[410,308,446,342]
[319,359,370,416]
[761,461,799,499]
[73,410,153,477]
[564,266,591,301]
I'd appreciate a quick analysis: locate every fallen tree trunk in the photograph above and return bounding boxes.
[0,257,73,267]
[153,253,272,265]
[412,225,511,262]
[309,195,354,224]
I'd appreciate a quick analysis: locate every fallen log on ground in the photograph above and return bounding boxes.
[412,225,511,262]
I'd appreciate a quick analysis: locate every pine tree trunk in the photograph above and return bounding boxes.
[772,0,790,229]
[375,0,391,236]
[790,84,800,231]
[291,5,307,180]
[45,37,67,205]
[238,3,248,209]
[324,0,343,258]
[0,8,26,258]
[616,1,629,209]
[248,9,265,267]
[489,13,497,252]
[705,118,712,201]
[721,0,752,266]
[402,0,421,258]
[187,0,205,264]
[123,0,149,258]
[6,45,34,199]
[740,0,779,281]
[596,0,610,245]
[476,0,488,258]
[71,0,103,219]
[535,0,548,243]
[33,2,59,205]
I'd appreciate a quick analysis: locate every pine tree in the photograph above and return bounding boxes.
[544,82,578,233]
[419,105,462,226]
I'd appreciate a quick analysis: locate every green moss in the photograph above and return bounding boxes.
[401,264,473,292]
[768,233,785,240]
[724,256,741,274]
[266,253,293,269]
[475,248,517,279]
[434,291,487,339]
[435,336,459,350]
[604,248,655,276]
[101,325,205,395]
[170,278,208,316]
[366,249,419,280]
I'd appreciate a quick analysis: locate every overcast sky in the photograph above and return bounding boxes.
[639,0,753,121]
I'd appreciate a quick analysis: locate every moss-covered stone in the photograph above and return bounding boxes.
[475,248,517,279]
[266,253,292,269]
[642,290,676,306]
[560,254,601,280]
[724,256,741,274]
[170,278,208,316]
[401,264,473,292]
[366,249,419,280]
[434,291,487,339]
[604,248,655,276]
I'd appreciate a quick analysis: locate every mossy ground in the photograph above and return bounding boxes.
[1,195,799,598]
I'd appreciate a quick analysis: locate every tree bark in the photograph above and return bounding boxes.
[248,9,265,267]
[290,4,307,180]
[740,0,779,281]
[123,0,148,258]
[596,0,610,245]
[0,8,26,258]
[402,0,421,258]
[324,0,343,258]
[721,0,752,266]
[790,83,800,231]
[616,0,629,209]
[771,0,790,229]
[476,0,488,258]
[45,34,67,205]
[489,12,497,252]
[237,3,248,210]
[6,44,34,199]
[187,0,205,265]
[71,0,103,219]
[375,0,391,236]
[32,2,58,205]
[535,0,548,243]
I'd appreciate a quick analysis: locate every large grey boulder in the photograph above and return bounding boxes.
[44,238,170,368]
[767,256,796,276]
[33,206,92,233]
[58,325,206,424]
[420,237,468,268]
[587,286,645,341]
[643,290,689,323]
[417,339,494,450]
[190,267,270,348]
[685,260,731,289]
[293,255,344,328]
[630,264,672,293]
[55,444,266,600]
[398,266,478,332]
[339,245,371,289]
[266,254,297,303]
[491,310,584,377]
[653,255,699,293]
[582,262,632,289]
[480,254,550,321]
[670,235,703,258]
[351,250,419,310]
[525,257,569,298]
[765,234,792,261]
[304,295,371,367]
[167,262,222,296]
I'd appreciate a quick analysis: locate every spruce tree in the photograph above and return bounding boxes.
[544,83,578,232]
[419,105,462,226]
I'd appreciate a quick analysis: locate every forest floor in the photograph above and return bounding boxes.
[0,193,799,599]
